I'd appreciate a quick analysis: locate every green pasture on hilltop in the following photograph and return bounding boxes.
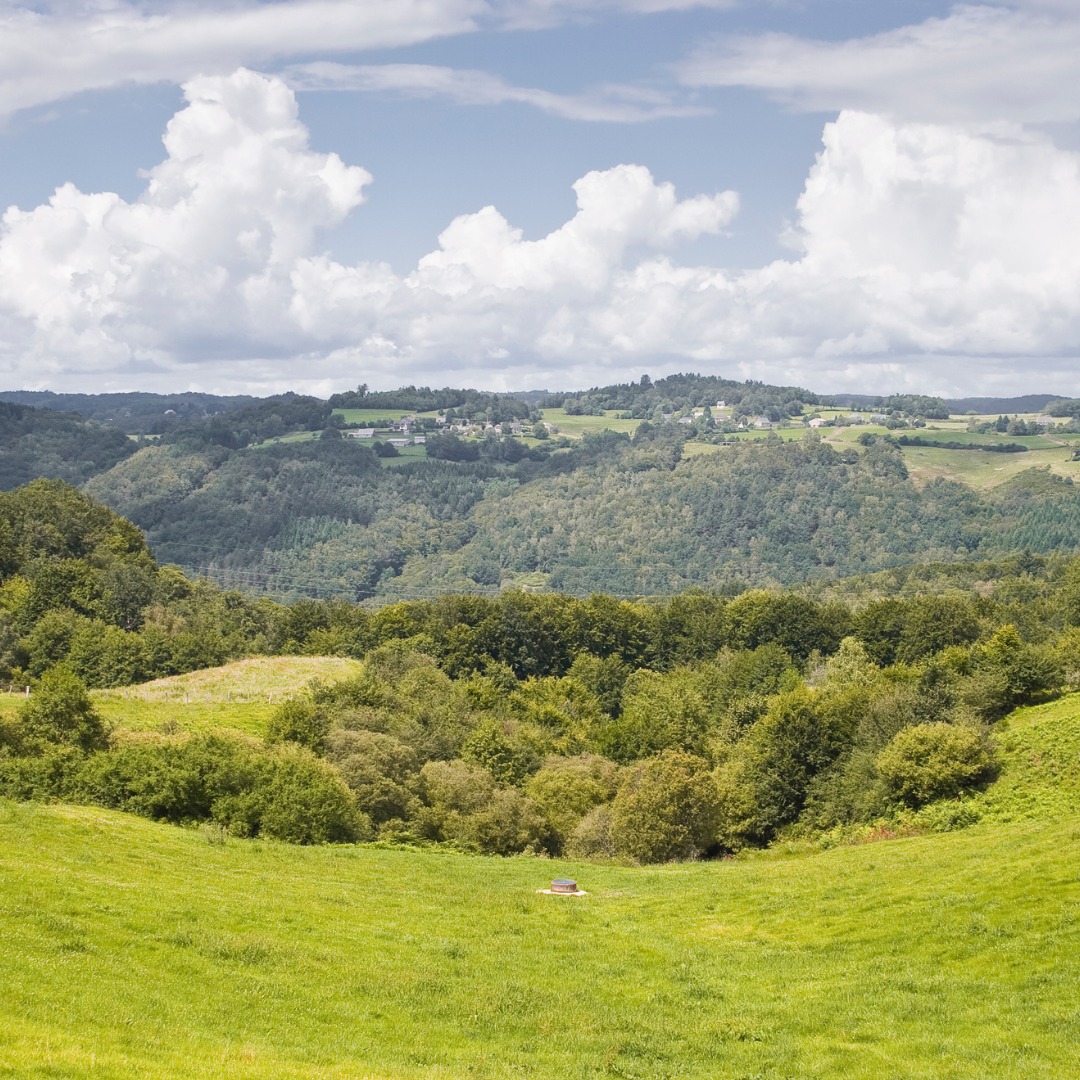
[332,408,415,424]
[539,408,643,438]
[1,657,364,739]
[901,444,1080,489]
[1,801,1078,1079]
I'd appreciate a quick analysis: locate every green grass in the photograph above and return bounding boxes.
[332,408,412,424]
[378,444,429,466]
[900,445,1080,489]
[1,802,1078,1079]
[3,683,1080,1076]
[973,693,1080,823]
[1,658,364,738]
[539,409,643,438]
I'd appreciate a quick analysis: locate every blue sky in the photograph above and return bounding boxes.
[0,1,1077,397]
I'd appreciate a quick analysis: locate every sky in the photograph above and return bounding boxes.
[0,0,1078,398]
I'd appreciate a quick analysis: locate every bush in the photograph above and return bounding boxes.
[72,732,366,843]
[525,754,620,848]
[254,744,368,844]
[451,788,554,856]
[876,722,996,808]
[609,750,718,863]
[327,729,420,828]
[566,804,615,859]
[19,666,108,752]
[266,697,330,753]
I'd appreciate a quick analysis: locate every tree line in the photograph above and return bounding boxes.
[3,479,1080,859]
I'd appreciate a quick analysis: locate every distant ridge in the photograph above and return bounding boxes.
[829,392,1064,413]
[944,394,1064,414]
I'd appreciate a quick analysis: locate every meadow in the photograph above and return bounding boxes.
[2,678,1080,1078]
[0,657,363,738]
[0,801,1076,1080]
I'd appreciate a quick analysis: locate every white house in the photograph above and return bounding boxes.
[348,428,375,439]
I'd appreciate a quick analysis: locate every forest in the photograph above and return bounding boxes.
[5,375,1080,602]
[2,479,1078,861]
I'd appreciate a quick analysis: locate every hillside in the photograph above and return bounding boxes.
[4,375,1080,601]
[0,401,137,489]
[972,694,1080,823]
[79,427,1080,602]
[1,800,1077,1079]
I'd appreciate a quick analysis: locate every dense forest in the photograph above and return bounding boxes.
[79,425,1080,601]
[0,401,138,488]
[4,377,1080,603]
[2,480,1079,858]
[0,390,258,434]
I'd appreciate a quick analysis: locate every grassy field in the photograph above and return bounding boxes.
[539,409,643,438]
[0,657,364,738]
[2,686,1080,1076]
[898,444,1080,489]
[974,693,1080,823]
[0,801,1077,1079]
[332,408,413,424]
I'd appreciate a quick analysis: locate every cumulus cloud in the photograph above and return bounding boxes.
[0,69,371,374]
[2,71,1079,395]
[284,62,706,123]
[679,2,1080,126]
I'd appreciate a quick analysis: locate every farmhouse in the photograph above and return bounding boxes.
[347,429,375,439]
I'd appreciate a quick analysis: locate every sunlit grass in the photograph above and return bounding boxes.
[901,445,1080,489]
[332,408,412,424]
[974,693,1080,823]
[1,801,1078,1079]
[538,409,643,438]
[1,657,364,738]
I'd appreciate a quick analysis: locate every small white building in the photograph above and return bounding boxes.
[348,428,375,439]
[808,417,827,429]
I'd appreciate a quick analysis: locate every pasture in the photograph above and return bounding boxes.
[1,801,1077,1079]
[2,674,1080,1078]
[0,657,364,738]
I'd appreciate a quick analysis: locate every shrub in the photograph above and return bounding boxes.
[566,804,615,859]
[876,722,996,808]
[73,732,366,843]
[254,744,368,844]
[610,750,718,863]
[266,697,330,752]
[327,729,420,828]
[19,666,108,752]
[525,754,620,848]
[451,788,554,856]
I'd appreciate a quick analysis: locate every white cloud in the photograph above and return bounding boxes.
[284,62,706,123]
[679,3,1080,126]
[492,0,737,30]
[0,69,371,373]
[2,71,1080,396]
[0,0,481,120]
